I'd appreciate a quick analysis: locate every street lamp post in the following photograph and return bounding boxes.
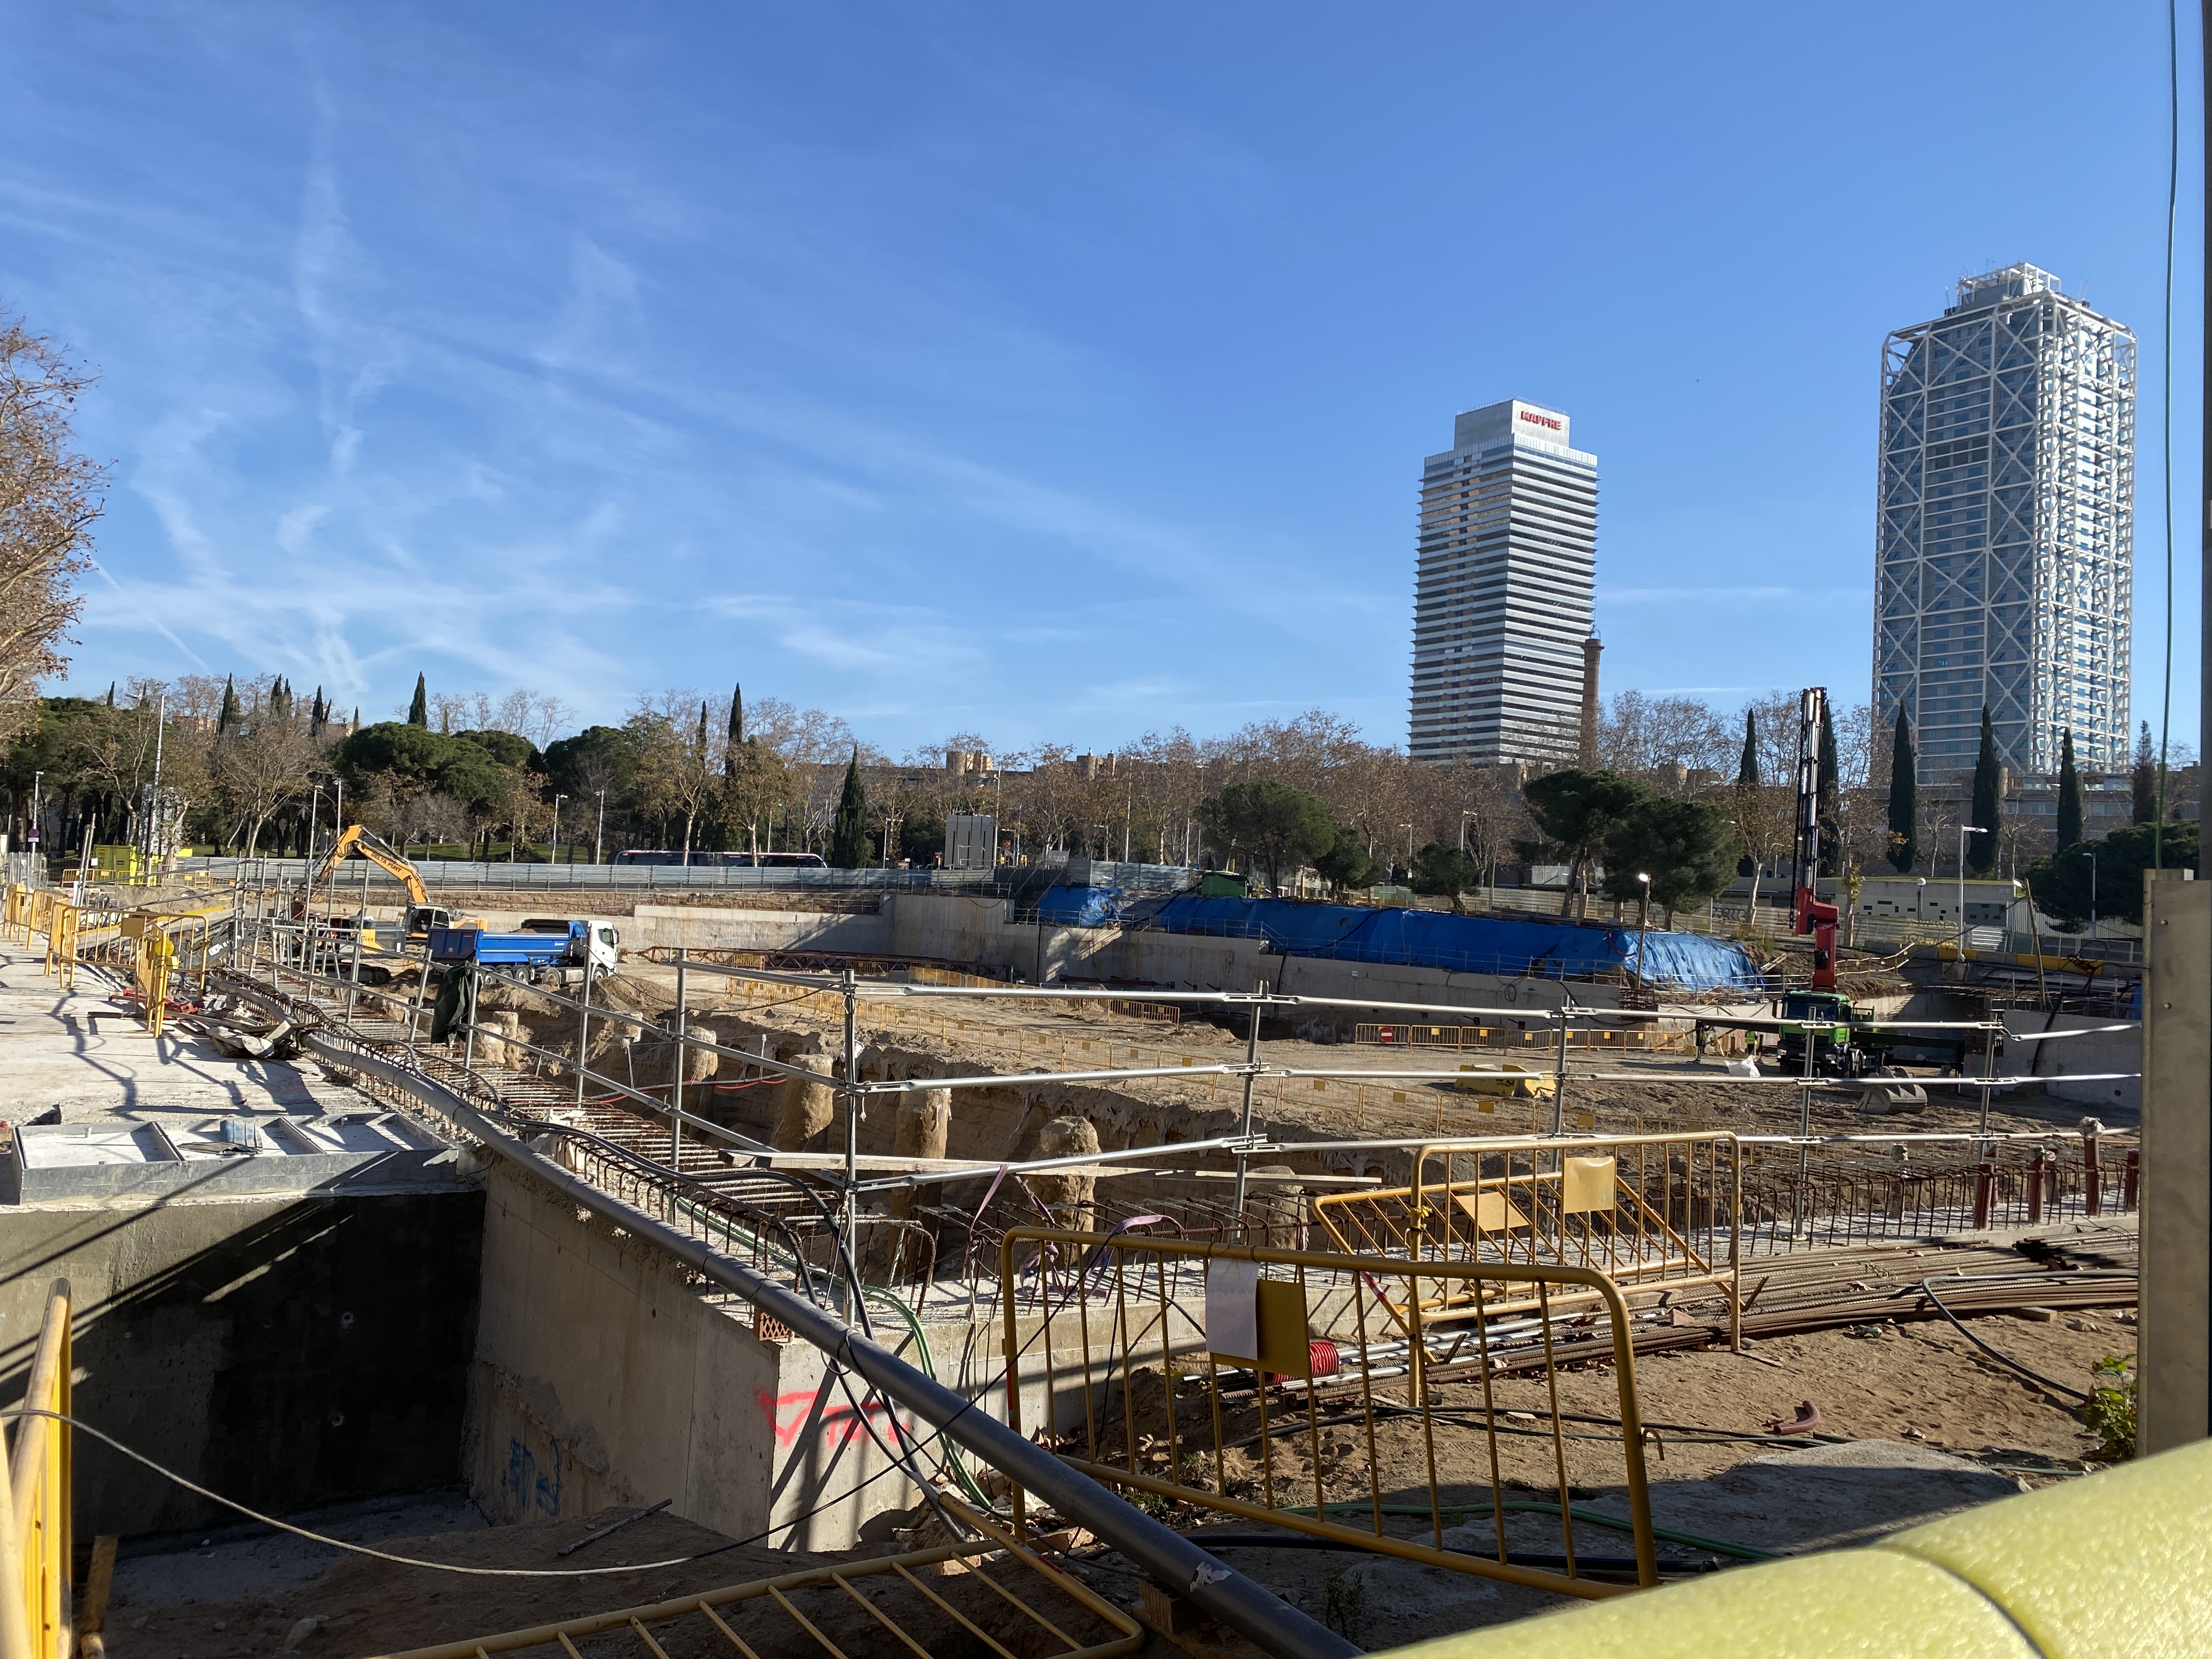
[594,790,607,865]
[1634,872,1652,986]
[2079,847,2097,941]
[1399,822,1415,879]
[1915,877,1927,934]
[30,770,43,857]
[552,794,567,864]
[1956,826,1988,951]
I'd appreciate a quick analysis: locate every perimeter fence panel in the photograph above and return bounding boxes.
[998,1228,1658,1601]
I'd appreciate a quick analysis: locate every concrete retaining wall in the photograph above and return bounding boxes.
[883,894,1627,1027]
[473,1161,984,1550]
[627,904,891,955]
[2007,1011,2142,1114]
[0,1190,483,1539]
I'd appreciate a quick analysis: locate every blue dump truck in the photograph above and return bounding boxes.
[426,917,622,985]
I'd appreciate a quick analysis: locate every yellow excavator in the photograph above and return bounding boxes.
[292,824,484,946]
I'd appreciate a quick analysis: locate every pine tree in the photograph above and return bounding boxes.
[408,673,428,728]
[2056,729,2083,851]
[1968,706,2001,875]
[217,675,240,736]
[2131,720,2157,823]
[828,748,871,868]
[1886,710,1917,873]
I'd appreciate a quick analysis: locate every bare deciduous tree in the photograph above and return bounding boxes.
[0,319,104,744]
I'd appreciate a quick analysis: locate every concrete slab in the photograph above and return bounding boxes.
[0,941,387,1124]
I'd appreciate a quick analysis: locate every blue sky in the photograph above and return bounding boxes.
[4,2,2202,757]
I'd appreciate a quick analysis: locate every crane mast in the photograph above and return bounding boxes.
[1791,686,1839,991]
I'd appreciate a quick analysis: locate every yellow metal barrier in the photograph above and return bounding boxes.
[999,1227,1657,1601]
[1313,1135,1741,1342]
[131,926,176,1037]
[0,1280,72,1659]
[0,888,27,947]
[38,903,74,991]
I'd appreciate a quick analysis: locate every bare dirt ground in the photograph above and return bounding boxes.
[560,961,2101,1154]
[1047,1309,2136,1652]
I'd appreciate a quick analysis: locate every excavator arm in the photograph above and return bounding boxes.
[294,824,430,915]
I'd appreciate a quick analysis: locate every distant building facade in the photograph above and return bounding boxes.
[1409,400,1598,764]
[1874,264,2135,782]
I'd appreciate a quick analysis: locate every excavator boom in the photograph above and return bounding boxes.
[299,824,430,911]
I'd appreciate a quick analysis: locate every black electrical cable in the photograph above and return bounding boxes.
[1920,1278,2089,1402]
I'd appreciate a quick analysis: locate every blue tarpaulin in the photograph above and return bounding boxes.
[1037,885,1122,926]
[1147,895,1759,992]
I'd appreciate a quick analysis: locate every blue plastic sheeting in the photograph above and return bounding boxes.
[1148,896,1759,991]
[1037,885,1122,926]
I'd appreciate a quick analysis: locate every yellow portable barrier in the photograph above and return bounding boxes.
[1376,1437,2212,1658]
[998,1227,1660,1601]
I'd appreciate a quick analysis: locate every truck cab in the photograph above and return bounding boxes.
[1775,990,1861,1076]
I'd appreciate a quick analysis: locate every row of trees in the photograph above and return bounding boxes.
[10,664,2180,883]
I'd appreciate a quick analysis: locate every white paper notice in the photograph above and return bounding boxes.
[1205,1257,1260,1363]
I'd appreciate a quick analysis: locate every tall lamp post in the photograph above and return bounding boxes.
[1915,877,1927,935]
[1956,825,1988,951]
[1398,822,1415,882]
[2079,847,2097,941]
[594,789,607,865]
[552,794,567,865]
[1634,872,1652,986]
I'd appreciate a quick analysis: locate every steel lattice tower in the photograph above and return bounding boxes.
[1875,265,2135,781]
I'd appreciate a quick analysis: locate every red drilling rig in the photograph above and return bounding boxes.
[1790,686,1838,992]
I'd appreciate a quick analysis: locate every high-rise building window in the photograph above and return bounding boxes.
[1409,401,1596,765]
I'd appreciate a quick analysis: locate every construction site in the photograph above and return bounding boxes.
[0,687,2181,1658]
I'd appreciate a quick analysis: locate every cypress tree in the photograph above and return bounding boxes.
[1968,706,2001,875]
[2055,729,2083,851]
[828,748,871,868]
[408,673,429,728]
[1734,709,1759,876]
[104,682,115,708]
[2131,721,2157,823]
[217,675,240,736]
[726,683,744,774]
[1886,710,1917,873]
